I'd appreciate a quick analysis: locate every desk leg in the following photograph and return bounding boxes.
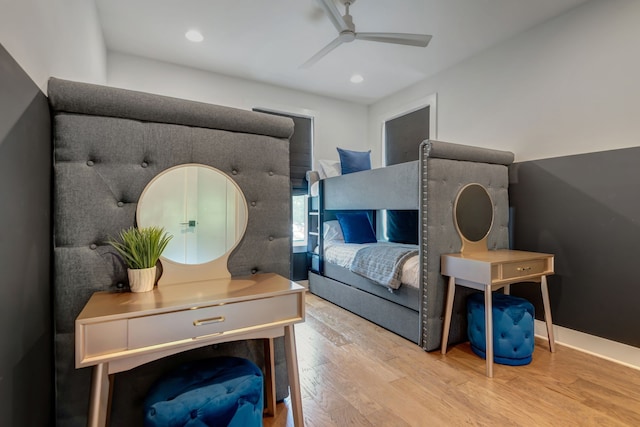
[284,324,304,426]
[441,276,456,355]
[484,288,494,378]
[263,338,276,417]
[88,363,111,427]
[540,275,556,353]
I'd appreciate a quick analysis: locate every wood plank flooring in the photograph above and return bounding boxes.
[264,292,640,427]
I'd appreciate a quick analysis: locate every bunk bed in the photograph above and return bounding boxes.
[308,140,514,351]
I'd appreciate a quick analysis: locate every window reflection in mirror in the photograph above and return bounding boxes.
[137,164,247,265]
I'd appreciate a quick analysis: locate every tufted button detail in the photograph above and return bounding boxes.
[251,269,257,274]
[190,409,198,419]
[141,161,148,168]
[117,201,124,207]
[251,201,256,207]
[86,160,94,166]
[232,169,238,175]
[268,171,274,176]
[90,244,97,250]
[269,236,274,241]
[116,283,124,289]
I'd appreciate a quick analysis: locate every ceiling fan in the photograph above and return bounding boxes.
[302,0,432,68]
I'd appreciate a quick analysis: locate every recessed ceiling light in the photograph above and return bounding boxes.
[350,74,364,84]
[185,30,204,43]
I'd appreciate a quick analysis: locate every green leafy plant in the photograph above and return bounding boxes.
[108,226,173,269]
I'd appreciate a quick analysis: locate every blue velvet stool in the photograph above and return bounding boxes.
[467,292,535,366]
[144,357,264,427]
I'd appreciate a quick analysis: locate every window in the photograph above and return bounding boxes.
[253,108,313,249]
[292,195,308,246]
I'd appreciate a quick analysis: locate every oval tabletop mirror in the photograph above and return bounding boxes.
[137,163,248,285]
[454,183,494,253]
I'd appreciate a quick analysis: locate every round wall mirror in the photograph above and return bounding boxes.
[137,164,248,284]
[454,183,493,252]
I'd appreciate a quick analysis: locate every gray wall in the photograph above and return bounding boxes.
[509,147,640,348]
[0,44,52,426]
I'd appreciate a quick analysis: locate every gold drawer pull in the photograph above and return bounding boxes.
[193,332,223,340]
[193,316,225,326]
[516,266,532,272]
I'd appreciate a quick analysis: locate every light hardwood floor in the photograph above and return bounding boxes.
[264,292,640,427]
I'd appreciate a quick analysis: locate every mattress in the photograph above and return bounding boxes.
[324,241,419,288]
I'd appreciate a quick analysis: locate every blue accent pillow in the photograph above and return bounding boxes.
[337,148,371,174]
[335,212,377,244]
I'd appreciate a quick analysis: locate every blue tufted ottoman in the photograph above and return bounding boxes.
[144,357,264,427]
[467,292,535,366]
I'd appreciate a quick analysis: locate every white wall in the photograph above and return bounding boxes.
[107,52,368,167]
[369,0,640,163]
[0,0,106,92]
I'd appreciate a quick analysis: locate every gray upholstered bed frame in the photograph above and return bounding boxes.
[48,78,294,426]
[309,140,514,350]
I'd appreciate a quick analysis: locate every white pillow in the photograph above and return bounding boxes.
[323,220,344,242]
[317,159,341,179]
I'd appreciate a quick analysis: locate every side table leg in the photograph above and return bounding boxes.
[284,324,304,426]
[540,275,556,352]
[263,338,276,416]
[441,276,456,354]
[88,363,111,427]
[484,288,494,377]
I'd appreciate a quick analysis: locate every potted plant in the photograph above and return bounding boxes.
[108,226,173,292]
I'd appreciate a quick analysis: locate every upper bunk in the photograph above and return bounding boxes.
[312,140,515,212]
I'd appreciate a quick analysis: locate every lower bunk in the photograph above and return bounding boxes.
[308,262,420,343]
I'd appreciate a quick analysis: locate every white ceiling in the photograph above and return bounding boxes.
[95,0,589,105]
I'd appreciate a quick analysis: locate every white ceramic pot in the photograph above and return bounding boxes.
[128,266,157,292]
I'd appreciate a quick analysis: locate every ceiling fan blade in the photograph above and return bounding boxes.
[315,0,349,33]
[301,36,344,69]
[355,32,432,47]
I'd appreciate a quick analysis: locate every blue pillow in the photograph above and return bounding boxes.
[335,212,377,244]
[337,148,371,175]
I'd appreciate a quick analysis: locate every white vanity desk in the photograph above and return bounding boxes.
[76,273,305,427]
[76,164,306,426]
[439,183,556,377]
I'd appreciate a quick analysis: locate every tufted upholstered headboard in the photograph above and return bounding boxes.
[48,78,294,426]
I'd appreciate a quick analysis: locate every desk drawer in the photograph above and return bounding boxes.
[501,259,546,280]
[128,293,301,349]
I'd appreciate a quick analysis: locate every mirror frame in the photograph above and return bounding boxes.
[453,183,494,254]
[136,163,248,285]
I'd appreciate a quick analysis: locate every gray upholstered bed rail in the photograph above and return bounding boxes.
[323,160,419,210]
[48,77,294,138]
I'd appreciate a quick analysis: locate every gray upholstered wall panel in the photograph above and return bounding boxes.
[420,140,512,351]
[49,78,294,426]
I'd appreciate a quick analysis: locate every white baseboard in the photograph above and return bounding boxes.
[534,320,640,371]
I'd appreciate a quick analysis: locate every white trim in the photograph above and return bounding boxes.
[534,320,640,371]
